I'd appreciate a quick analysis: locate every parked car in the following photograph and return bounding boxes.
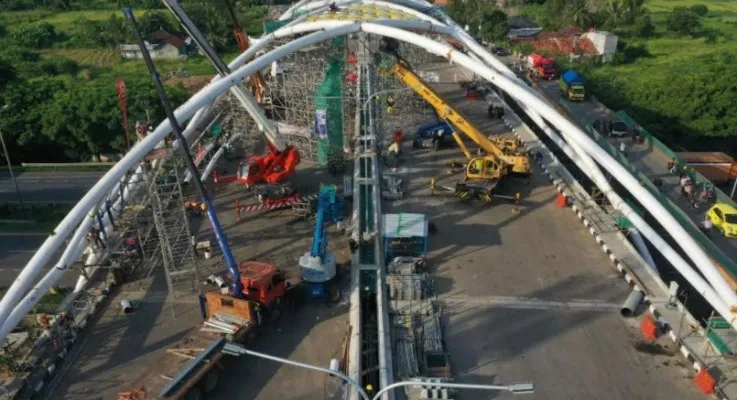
[593,119,629,137]
[611,121,629,137]
[491,46,509,56]
[707,202,737,238]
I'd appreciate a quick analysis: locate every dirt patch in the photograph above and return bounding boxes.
[634,340,676,356]
[165,75,213,93]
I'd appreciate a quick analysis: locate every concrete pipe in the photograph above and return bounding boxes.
[621,290,644,318]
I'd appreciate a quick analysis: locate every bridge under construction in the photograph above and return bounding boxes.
[1,1,737,399]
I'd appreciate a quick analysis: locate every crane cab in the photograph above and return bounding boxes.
[238,261,286,308]
[466,156,504,181]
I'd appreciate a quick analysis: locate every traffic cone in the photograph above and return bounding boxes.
[555,192,567,208]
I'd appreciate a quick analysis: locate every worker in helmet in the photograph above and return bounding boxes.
[386,95,395,115]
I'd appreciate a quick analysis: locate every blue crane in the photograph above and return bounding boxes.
[125,8,244,297]
[300,184,344,298]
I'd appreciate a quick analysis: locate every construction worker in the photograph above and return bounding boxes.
[619,141,627,157]
[393,128,404,147]
[365,384,374,395]
[386,95,395,114]
[701,216,713,236]
[667,157,676,173]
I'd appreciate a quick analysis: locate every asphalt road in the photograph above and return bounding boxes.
[0,233,78,291]
[0,171,105,203]
[380,65,702,399]
[534,79,737,268]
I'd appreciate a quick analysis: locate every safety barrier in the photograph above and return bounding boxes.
[617,111,737,209]
[550,98,737,282]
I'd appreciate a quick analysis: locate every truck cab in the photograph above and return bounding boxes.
[238,261,287,308]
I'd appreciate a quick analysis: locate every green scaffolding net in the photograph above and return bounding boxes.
[313,37,345,166]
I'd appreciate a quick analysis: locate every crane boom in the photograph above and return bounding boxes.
[392,60,508,161]
[223,0,268,103]
[162,0,285,152]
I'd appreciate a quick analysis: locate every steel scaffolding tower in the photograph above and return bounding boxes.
[146,153,199,316]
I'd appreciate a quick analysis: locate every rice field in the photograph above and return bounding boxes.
[40,48,120,67]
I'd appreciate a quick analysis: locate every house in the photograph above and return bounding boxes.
[119,29,189,60]
[581,30,618,62]
[507,15,542,39]
[509,24,619,63]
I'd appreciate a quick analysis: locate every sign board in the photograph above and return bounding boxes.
[314,110,328,139]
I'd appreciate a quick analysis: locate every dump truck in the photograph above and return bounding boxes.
[560,69,585,101]
[118,262,287,400]
[527,52,558,80]
[676,152,737,184]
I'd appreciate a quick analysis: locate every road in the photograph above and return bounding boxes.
[0,171,105,203]
[380,63,702,399]
[535,79,737,269]
[0,233,79,291]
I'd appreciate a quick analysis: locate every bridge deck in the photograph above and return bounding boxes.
[43,169,352,400]
[382,65,702,399]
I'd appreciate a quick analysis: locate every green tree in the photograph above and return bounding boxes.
[666,7,701,36]
[690,4,708,17]
[567,0,593,28]
[138,11,177,37]
[0,59,18,90]
[634,14,655,37]
[10,22,57,48]
[479,10,509,43]
[446,0,470,28]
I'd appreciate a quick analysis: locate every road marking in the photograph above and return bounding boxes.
[441,295,621,312]
[6,250,37,254]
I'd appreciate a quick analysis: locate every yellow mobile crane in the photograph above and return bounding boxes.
[391,60,528,202]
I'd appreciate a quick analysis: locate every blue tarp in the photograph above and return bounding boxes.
[562,69,584,85]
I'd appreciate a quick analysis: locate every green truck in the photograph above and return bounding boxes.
[560,69,585,101]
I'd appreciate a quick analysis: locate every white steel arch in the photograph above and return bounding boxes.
[219,8,737,320]
[0,10,735,345]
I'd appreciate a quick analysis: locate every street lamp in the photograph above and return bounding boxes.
[222,342,535,400]
[0,104,24,216]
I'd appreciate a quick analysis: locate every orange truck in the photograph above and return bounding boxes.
[118,261,287,400]
[676,152,737,184]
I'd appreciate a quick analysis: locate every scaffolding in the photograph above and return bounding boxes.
[145,152,200,316]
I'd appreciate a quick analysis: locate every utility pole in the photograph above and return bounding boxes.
[0,105,24,216]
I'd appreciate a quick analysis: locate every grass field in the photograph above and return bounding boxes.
[0,9,125,39]
[589,0,737,94]
[518,0,737,143]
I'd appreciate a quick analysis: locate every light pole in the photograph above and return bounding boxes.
[223,342,534,400]
[0,104,24,216]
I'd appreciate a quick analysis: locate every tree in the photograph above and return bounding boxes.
[634,14,655,37]
[445,0,469,27]
[690,4,708,17]
[138,11,177,37]
[567,0,593,29]
[666,7,701,36]
[479,10,509,43]
[10,22,57,48]
[0,59,18,90]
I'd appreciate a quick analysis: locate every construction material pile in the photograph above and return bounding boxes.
[386,257,453,394]
[200,312,250,335]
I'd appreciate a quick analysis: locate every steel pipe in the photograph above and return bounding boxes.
[621,290,644,318]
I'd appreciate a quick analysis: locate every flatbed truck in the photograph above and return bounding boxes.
[118,262,287,400]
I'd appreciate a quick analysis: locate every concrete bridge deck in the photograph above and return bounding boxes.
[381,64,702,399]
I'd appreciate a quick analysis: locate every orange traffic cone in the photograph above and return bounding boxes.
[555,192,567,208]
